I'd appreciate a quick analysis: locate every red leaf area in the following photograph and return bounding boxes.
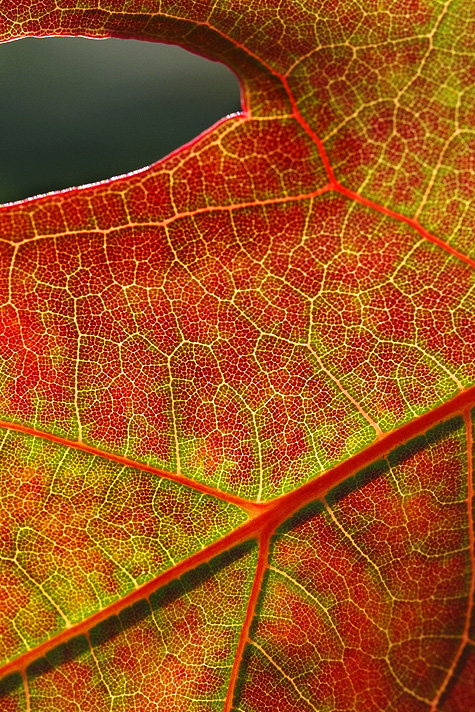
[0,1,475,710]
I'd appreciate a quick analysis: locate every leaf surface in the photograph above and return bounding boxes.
[0,1,474,710]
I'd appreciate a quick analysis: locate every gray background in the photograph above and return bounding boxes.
[0,37,242,204]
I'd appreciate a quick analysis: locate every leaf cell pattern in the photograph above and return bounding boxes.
[238,419,473,712]
[0,0,474,710]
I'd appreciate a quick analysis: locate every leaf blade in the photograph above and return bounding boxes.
[0,0,474,709]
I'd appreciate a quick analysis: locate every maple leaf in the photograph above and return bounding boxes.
[0,1,474,710]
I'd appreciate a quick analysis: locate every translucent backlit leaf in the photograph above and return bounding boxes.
[0,1,474,710]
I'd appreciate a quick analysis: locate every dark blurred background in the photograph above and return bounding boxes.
[0,37,242,204]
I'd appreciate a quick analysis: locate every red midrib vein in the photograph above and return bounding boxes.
[223,528,272,712]
[2,384,475,681]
